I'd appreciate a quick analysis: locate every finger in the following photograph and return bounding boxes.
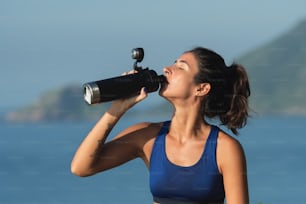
[135,87,148,102]
[121,70,137,76]
[128,70,137,74]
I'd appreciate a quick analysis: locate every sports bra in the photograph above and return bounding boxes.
[150,121,225,204]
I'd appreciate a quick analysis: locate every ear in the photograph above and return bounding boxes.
[195,83,211,96]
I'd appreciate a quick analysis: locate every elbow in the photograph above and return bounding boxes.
[70,166,88,177]
[70,162,94,177]
[70,169,87,178]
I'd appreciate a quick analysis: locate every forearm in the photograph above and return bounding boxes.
[70,104,127,177]
[71,86,147,177]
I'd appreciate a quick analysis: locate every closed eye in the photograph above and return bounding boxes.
[175,59,189,70]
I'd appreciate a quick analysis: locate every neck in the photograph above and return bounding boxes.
[168,102,210,143]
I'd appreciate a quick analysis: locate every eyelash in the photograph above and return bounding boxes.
[173,60,185,70]
[173,63,184,70]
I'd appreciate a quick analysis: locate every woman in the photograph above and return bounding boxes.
[71,47,250,204]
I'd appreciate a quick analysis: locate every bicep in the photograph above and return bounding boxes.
[95,133,141,171]
[219,136,249,204]
[92,122,156,173]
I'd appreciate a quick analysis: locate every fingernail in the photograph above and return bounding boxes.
[144,87,147,93]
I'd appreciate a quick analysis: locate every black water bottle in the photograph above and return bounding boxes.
[83,69,164,104]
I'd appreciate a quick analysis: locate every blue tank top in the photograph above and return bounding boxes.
[150,121,225,204]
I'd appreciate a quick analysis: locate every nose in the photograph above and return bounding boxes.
[163,66,171,75]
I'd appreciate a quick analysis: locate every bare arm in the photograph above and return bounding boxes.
[218,133,249,204]
[71,87,148,177]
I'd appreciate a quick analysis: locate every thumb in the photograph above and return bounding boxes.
[135,87,148,102]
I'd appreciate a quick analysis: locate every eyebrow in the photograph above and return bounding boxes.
[174,59,190,68]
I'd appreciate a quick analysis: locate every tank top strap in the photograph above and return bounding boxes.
[156,120,170,139]
[150,120,170,159]
[207,125,219,143]
[161,120,171,132]
[202,125,220,170]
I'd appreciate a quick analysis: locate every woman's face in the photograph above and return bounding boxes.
[159,52,200,100]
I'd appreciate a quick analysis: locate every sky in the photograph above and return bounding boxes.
[1,0,306,109]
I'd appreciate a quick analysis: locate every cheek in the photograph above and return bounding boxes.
[172,75,195,89]
[160,78,195,97]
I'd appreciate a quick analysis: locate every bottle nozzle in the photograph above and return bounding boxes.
[158,75,167,83]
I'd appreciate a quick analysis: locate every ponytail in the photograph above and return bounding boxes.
[220,64,250,135]
[188,47,251,135]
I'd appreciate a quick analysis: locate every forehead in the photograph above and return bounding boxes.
[177,52,198,68]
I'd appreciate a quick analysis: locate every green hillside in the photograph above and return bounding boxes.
[4,85,110,122]
[238,19,306,115]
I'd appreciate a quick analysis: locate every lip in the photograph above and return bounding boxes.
[159,75,168,90]
[159,75,168,84]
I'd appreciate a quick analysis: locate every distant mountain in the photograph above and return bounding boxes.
[3,19,306,122]
[4,85,110,122]
[238,19,306,115]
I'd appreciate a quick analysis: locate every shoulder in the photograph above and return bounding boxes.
[114,121,165,143]
[216,129,247,174]
[217,130,244,153]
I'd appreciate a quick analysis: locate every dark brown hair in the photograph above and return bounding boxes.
[187,47,250,135]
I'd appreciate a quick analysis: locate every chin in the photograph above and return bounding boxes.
[159,89,172,102]
[158,89,165,97]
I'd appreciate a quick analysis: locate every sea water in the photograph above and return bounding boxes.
[0,115,306,204]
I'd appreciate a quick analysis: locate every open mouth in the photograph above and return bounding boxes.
[159,75,168,90]
[159,75,168,84]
